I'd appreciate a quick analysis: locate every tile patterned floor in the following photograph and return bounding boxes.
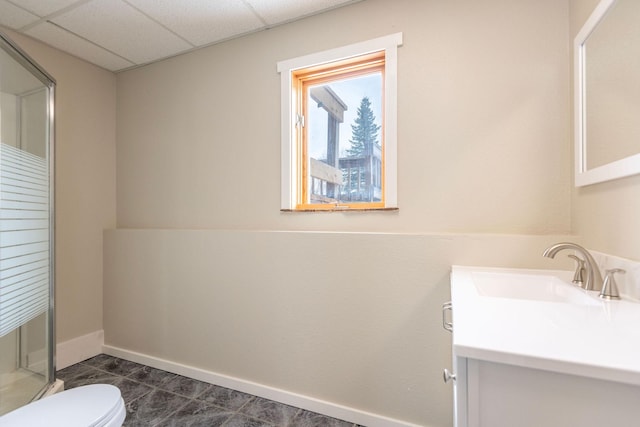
[57,354,363,426]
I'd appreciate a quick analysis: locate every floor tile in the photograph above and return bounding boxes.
[56,354,363,427]
[223,413,275,427]
[125,389,191,426]
[100,357,145,376]
[109,377,154,403]
[162,375,212,399]
[81,353,117,368]
[56,362,95,382]
[239,397,300,425]
[198,384,254,411]
[61,366,121,389]
[127,366,178,389]
[293,409,355,427]
[155,400,233,427]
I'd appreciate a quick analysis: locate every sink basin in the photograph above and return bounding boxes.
[472,271,599,305]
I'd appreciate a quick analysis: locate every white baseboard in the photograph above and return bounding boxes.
[103,344,422,427]
[56,330,104,370]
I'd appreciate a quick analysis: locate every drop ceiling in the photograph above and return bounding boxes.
[0,0,362,72]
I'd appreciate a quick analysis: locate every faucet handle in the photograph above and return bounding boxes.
[567,255,586,287]
[599,268,625,300]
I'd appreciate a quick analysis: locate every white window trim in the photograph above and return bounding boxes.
[277,33,403,210]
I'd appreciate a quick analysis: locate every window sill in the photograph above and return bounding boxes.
[281,207,399,213]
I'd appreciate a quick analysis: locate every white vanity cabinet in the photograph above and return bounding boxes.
[448,266,640,427]
[452,356,640,427]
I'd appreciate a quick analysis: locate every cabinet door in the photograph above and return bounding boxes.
[452,356,468,427]
[467,359,640,427]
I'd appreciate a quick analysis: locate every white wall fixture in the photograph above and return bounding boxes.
[574,0,640,186]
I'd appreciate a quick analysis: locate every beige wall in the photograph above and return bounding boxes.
[109,0,574,426]
[569,0,640,260]
[116,0,571,234]
[2,29,117,343]
[104,230,573,427]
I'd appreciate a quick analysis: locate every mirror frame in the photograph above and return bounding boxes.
[574,0,640,186]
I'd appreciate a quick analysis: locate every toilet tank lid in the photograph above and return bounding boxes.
[1,384,123,427]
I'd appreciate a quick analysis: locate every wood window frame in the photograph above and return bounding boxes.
[278,33,402,211]
[296,52,385,211]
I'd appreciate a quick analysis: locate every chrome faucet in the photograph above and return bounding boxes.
[567,254,586,286]
[542,242,603,292]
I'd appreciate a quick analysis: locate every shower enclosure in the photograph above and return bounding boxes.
[0,32,55,415]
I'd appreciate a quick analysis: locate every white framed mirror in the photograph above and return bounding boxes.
[574,0,640,186]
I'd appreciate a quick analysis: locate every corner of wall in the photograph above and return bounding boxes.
[56,330,104,370]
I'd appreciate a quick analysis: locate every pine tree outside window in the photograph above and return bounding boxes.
[343,96,382,203]
[278,34,402,211]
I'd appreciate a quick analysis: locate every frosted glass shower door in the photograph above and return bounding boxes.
[0,33,55,415]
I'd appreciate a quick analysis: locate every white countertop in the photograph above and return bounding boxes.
[451,265,640,386]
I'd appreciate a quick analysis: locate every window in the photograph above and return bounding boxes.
[278,33,402,211]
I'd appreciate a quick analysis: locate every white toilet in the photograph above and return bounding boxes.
[1,384,126,427]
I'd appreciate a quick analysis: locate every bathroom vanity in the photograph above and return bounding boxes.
[446,266,640,427]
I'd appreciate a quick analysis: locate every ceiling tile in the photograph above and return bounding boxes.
[8,0,86,17]
[247,0,358,26]
[25,22,135,71]
[4,0,363,72]
[126,0,264,47]
[0,0,39,29]
[50,0,193,64]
